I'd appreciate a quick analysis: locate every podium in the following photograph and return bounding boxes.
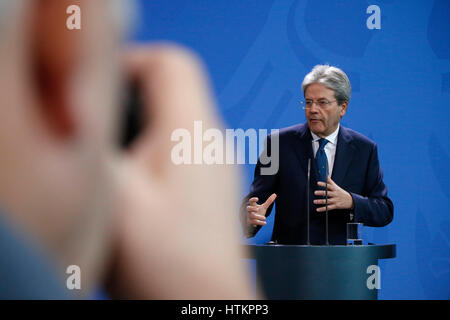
[244,244,396,300]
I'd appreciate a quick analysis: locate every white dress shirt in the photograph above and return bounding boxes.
[310,124,340,177]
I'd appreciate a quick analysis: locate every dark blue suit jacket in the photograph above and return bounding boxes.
[241,123,393,245]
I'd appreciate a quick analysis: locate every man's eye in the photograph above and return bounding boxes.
[318,101,328,106]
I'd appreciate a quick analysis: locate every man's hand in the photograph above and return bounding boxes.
[108,45,254,299]
[246,193,277,227]
[314,177,354,212]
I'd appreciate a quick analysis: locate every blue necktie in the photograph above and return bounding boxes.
[315,138,329,183]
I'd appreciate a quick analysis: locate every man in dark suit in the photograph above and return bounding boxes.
[242,65,393,245]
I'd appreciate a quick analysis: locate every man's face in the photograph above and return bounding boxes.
[304,83,347,137]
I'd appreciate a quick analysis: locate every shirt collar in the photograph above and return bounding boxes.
[310,124,340,145]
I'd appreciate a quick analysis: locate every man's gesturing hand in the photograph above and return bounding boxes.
[314,177,354,212]
[246,193,277,227]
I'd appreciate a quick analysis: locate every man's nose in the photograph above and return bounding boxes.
[308,103,320,113]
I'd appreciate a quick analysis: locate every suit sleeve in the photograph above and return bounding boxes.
[350,143,394,227]
[240,135,279,238]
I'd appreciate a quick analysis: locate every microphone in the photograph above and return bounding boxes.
[306,158,311,246]
[325,159,329,246]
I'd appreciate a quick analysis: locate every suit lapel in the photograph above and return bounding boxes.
[331,126,355,186]
[292,124,316,181]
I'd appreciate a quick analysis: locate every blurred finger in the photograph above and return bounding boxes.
[124,45,217,171]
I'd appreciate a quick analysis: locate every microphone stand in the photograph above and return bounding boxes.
[325,160,329,246]
[306,158,311,246]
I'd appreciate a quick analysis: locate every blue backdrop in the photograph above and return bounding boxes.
[130,0,449,299]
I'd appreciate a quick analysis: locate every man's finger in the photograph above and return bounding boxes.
[248,197,259,206]
[317,181,334,190]
[262,193,277,210]
[248,220,266,226]
[246,206,259,213]
[248,212,266,221]
[314,190,326,197]
[316,204,337,212]
[248,219,267,226]
[315,190,337,198]
[314,197,335,205]
[248,220,267,227]
[327,176,335,186]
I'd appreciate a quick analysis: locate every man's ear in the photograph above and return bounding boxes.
[339,101,348,118]
[30,0,83,139]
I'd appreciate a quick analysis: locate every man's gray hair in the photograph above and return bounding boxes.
[302,65,351,105]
